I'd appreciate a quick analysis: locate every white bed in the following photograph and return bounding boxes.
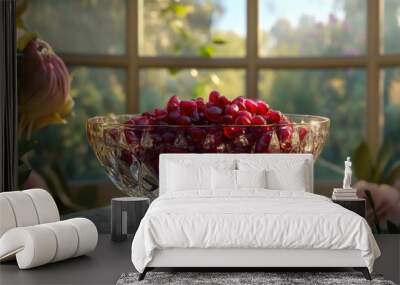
[131,154,380,280]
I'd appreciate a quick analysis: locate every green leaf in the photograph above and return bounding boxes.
[168,68,181,76]
[172,42,182,53]
[374,141,394,183]
[161,3,193,18]
[352,142,373,181]
[18,159,31,188]
[16,0,28,18]
[211,36,227,45]
[387,220,400,234]
[16,18,26,30]
[193,82,207,98]
[17,32,38,51]
[172,3,193,18]
[199,45,215,58]
[18,139,38,157]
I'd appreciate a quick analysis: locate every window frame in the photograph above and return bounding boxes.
[59,0,400,157]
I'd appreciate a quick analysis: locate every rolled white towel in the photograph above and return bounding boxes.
[66,218,98,257]
[0,191,39,227]
[42,221,79,262]
[0,196,17,237]
[0,226,57,268]
[0,189,60,238]
[0,218,98,269]
[23,189,60,224]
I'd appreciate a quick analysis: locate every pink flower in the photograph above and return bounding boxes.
[23,170,48,190]
[355,180,400,229]
[329,13,338,25]
[18,38,73,137]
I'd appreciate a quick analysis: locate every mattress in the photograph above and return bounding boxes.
[131,190,380,273]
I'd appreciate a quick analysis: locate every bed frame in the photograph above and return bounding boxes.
[139,248,371,280]
[138,154,372,281]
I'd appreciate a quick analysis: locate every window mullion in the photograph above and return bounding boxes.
[127,0,139,114]
[246,0,258,98]
[59,54,128,67]
[366,0,383,157]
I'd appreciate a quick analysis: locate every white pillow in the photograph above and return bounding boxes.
[266,164,307,191]
[167,162,212,192]
[212,168,237,190]
[236,169,267,189]
[237,158,310,192]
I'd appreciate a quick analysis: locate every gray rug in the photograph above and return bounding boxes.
[116,272,396,285]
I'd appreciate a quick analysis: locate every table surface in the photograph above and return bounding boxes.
[0,207,135,285]
[0,234,134,285]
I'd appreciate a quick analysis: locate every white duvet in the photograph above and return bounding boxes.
[131,190,380,273]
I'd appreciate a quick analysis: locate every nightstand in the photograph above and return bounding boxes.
[332,199,366,218]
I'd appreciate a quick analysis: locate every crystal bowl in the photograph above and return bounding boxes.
[87,114,330,198]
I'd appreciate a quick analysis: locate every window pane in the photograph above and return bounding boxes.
[258,69,366,180]
[259,0,366,57]
[23,0,126,55]
[382,0,400,54]
[383,68,400,160]
[140,69,245,111]
[30,67,126,182]
[140,0,246,57]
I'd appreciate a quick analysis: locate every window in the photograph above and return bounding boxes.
[23,0,400,192]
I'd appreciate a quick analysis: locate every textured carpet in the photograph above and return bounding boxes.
[116,272,395,285]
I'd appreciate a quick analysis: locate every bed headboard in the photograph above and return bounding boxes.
[159,153,314,195]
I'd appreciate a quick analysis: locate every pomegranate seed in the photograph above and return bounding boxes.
[154,108,168,119]
[299,127,308,140]
[255,133,272,153]
[134,116,150,126]
[195,97,206,112]
[223,126,244,138]
[218,96,231,108]
[266,110,281,123]
[142,111,155,118]
[235,115,252,125]
[198,111,206,122]
[245,99,258,114]
[237,102,246,111]
[151,133,163,143]
[237,110,252,119]
[188,127,206,142]
[278,126,292,141]
[180,100,197,116]
[225,104,240,117]
[162,131,175,143]
[125,118,135,126]
[251,115,267,125]
[256,100,270,115]
[204,106,223,122]
[167,95,180,111]
[222,114,234,124]
[209,90,220,104]
[167,109,181,123]
[124,129,138,144]
[190,110,200,122]
[232,96,245,105]
[176,115,192,126]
